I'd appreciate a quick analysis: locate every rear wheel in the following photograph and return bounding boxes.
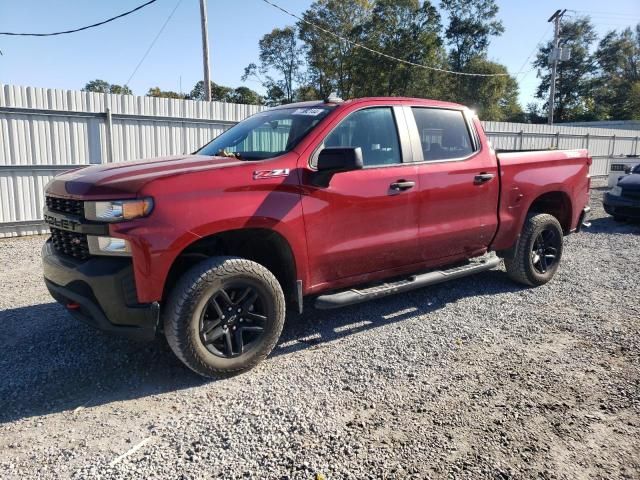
[504,213,563,287]
[164,256,285,377]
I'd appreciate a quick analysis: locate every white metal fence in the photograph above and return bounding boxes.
[1,84,639,237]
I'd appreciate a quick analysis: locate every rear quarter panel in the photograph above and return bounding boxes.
[491,149,591,251]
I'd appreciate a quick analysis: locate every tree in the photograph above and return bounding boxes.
[458,57,523,121]
[533,17,598,122]
[524,102,546,124]
[227,86,264,105]
[298,0,371,99]
[146,87,187,99]
[353,0,446,98]
[83,79,132,95]
[189,81,233,102]
[188,81,262,105]
[592,24,640,119]
[243,26,303,105]
[439,0,504,71]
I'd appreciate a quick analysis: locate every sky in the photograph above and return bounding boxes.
[1,0,639,108]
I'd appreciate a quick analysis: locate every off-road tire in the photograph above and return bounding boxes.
[504,213,563,287]
[164,256,285,378]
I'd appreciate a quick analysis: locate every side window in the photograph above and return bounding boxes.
[412,108,475,161]
[322,107,402,167]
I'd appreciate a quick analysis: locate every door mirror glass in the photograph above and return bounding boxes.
[313,147,363,187]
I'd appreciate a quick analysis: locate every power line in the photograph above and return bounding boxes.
[260,0,513,77]
[513,24,553,80]
[125,0,184,88]
[0,0,158,37]
[569,10,640,18]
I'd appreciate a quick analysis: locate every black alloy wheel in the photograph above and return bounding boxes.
[199,282,268,358]
[530,228,560,274]
[504,213,564,287]
[164,256,286,377]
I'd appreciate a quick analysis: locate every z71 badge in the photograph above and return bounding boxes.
[253,169,290,180]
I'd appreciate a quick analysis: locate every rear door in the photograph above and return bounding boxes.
[407,107,499,261]
[300,105,421,285]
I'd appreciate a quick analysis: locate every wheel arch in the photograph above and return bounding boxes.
[162,228,298,303]
[526,190,573,234]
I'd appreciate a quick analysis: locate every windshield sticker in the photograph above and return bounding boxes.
[292,108,325,116]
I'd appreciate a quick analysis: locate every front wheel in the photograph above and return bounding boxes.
[164,257,285,377]
[504,213,563,287]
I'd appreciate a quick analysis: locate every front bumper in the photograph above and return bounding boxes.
[603,193,640,219]
[42,240,159,341]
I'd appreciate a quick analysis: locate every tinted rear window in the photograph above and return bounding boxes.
[412,108,475,161]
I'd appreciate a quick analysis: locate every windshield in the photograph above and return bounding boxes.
[633,164,640,174]
[197,106,335,160]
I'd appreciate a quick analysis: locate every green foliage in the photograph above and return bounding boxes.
[592,25,640,120]
[82,79,132,95]
[533,19,639,122]
[146,87,188,99]
[242,26,304,105]
[439,0,504,70]
[189,81,263,105]
[242,0,521,120]
[458,57,523,121]
[353,0,446,98]
[298,0,372,99]
[533,17,598,122]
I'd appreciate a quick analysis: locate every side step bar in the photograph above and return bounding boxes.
[314,255,502,310]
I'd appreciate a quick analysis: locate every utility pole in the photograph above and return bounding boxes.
[199,0,212,102]
[547,9,566,125]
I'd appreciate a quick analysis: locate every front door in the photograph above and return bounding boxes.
[300,106,421,286]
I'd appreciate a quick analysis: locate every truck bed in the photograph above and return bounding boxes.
[490,148,591,251]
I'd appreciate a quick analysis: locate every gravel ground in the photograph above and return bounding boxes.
[0,180,638,479]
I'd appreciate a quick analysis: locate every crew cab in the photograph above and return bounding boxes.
[42,97,591,377]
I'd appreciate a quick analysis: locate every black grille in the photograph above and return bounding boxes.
[50,227,90,260]
[46,196,84,217]
[621,189,640,201]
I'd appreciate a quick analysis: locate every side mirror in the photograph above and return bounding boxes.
[624,166,632,174]
[312,147,364,187]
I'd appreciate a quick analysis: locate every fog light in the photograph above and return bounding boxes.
[87,236,132,256]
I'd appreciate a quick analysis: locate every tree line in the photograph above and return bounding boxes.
[83,0,639,123]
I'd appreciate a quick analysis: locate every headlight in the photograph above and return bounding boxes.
[609,186,622,197]
[84,198,153,222]
[87,236,132,256]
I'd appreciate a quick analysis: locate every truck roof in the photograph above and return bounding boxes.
[269,97,466,111]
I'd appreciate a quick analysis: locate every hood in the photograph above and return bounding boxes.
[46,155,245,198]
[618,173,640,191]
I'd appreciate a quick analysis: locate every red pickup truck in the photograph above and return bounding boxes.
[42,96,591,377]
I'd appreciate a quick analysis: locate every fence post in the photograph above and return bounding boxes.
[518,130,524,150]
[610,135,616,157]
[555,131,560,149]
[584,133,590,151]
[105,107,114,163]
[635,136,639,156]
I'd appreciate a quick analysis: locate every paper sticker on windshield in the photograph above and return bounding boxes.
[292,108,324,116]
